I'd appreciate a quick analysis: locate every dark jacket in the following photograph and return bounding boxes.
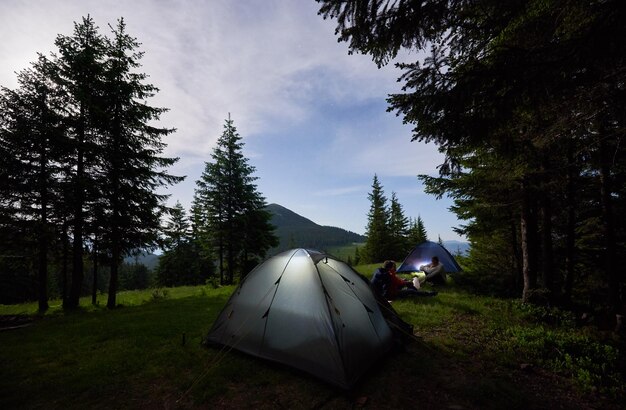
[370,268,391,299]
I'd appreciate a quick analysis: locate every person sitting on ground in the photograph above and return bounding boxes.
[371,260,436,299]
[419,256,447,285]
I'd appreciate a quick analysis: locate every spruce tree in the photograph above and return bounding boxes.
[0,57,66,311]
[407,216,428,245]
[157,201,213,287]
[193,115,276,284]
[238,205,278,277]
[99,19,182,308]
[0,16,181,306]
[52,16,108,309]
[388,192,409,260]
[162,201,190,251]
[362,175,390,263]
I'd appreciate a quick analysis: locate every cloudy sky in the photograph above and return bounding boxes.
[0,0,465,241]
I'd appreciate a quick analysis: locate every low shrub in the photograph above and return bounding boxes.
[497,322,623,396]
[150,288,169,301]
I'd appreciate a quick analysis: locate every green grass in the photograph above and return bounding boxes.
[0,286,236,409]
[352,263,380,278]
[0,285,212,315]
[350,262,625,398]
[1,273,623,409]
[325,243,364,262]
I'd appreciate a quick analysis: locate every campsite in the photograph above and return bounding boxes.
[1,1,626,409]
[1,256,624,409]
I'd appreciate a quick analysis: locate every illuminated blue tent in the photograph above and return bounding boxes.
[397,241,462,273]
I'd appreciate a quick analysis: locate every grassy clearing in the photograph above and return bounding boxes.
[0,285,212,316]
[0,285,236,409]
[352,263,380,278]
[325,243,364,262]
[1,267,624,409]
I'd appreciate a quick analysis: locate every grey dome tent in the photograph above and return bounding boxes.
[206,248,407,389]
[397,241,463,274]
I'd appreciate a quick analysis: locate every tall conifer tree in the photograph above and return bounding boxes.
[193,115,276,284]
[0,57,66,311]
[0,16,181,306]
[362,175,390,263]
[407,216,428,245]
[53,16,108,308]
[162,201,190,251]
[388,192,409,260]
[157,201,212,287]
[99,19,182,308]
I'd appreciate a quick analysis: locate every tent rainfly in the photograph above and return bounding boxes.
[397,241,463,274]
[205,248,403,389]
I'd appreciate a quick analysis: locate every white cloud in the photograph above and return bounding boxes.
[322,115,445,178]
[0,0,402,165]
[0,0,464,241]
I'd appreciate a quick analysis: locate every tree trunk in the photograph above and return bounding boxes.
[563,141,576,305]
[37,137,49,313]
[540,193,555,302]
[37,225,48,313]
[598,135,620,313]
[219,234,224,286]
[521,178,539,303]
[107,245,119,309]
[69,219,84,308]
[107,117,121,309]
[61,218,69,304]
[36,92,50,313]
[227,238,234,285]
[91,241,98,305]
[510,216,523,292]
[107,200,120,309]
[67,108,86,309]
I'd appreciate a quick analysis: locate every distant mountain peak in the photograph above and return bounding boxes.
[264,203,365,253]
[265,203,318,227]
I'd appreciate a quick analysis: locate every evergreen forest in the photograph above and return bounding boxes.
[319,0,626,316]
[1,2,625,407]
[0,17,277,310]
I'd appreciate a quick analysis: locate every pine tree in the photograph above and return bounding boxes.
[0,57,66,311]
[193,115,276,284]
[162,201,190,251]
[157,201,213,287]
[189,199,214,273]
[362,175,390,263]
[388,192,409,260]
[238,206,278,278]
[0,16,181,306]
[407,216,428,245]
[52,16,108,309]
[99,19,182,308]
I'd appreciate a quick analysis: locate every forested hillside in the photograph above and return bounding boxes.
[265,203,365,253]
